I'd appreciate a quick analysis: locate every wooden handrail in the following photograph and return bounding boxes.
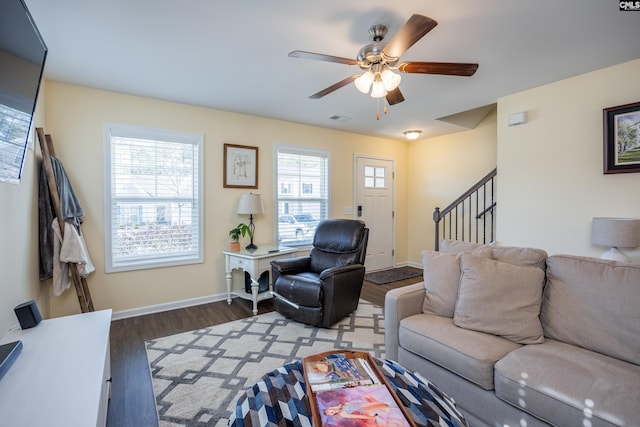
[436,168,496,220]
[433,168,497,251]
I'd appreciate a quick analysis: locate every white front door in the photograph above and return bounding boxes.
[355,156,394,271]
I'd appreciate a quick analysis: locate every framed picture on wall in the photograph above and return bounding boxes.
[223,143,258,188]
[603,101,640,174]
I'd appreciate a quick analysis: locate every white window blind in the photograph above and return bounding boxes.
[275,145,329,245]
[104,123,203,272]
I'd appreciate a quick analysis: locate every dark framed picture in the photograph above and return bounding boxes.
[603,101,640,174]
[223,143,258,188]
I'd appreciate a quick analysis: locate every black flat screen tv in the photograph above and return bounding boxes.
[0,0,47,185]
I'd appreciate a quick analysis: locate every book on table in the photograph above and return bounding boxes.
[304,352,380,391]
[302,350,416,427]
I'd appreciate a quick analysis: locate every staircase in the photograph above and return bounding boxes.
[433,168,496,251]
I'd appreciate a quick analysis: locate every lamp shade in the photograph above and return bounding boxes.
[381,69,401,91]
[354,71,374,94]
[591,217,640,248]
[237,193,264,215]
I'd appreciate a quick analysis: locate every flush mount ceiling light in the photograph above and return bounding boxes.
[403,130,422,140]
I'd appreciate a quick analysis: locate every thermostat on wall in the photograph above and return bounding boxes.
[508,111,527,126]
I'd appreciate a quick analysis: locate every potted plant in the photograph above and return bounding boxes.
[229,223,251,252]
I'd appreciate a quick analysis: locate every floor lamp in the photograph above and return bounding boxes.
[238,193,264,251]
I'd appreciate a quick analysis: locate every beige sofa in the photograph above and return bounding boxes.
[385,240,640,427]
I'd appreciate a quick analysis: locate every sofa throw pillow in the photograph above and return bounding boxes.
[472,245,548,270]
[453,253,545,344]
[421,250,461,317]
[439,239,485,254]
[541,255,640,366]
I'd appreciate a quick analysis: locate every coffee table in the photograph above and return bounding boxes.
[228,357,467,427]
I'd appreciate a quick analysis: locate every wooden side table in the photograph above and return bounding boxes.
[224,245,297,315]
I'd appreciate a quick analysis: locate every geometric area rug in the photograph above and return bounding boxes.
[145,299,385,426]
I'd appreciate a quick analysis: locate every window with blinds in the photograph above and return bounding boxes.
[275,145,329,245]
[104,123,203,272]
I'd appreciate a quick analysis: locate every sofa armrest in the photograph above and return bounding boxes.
[384,282,425,361]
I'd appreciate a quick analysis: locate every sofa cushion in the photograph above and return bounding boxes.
[541,255,640,366]
[453,254,545,344]
[495,339,640,426]
[399,313,521,390]
[472,245,548,270]
[420,250,461,317]
[439,239,485,254]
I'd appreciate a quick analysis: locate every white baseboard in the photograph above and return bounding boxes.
[391,260,422,269]
[111,261,424,320]
[111,292,229,321]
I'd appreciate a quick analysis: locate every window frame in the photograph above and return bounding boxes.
[103,122,204,273]
[273,144,330,247]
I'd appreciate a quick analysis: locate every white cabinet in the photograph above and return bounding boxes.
[0,309,112,426]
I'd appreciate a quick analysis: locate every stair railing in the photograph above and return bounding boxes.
[433,168,497,251]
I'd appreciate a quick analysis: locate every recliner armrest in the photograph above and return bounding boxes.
[270,256,311,274]
[384,282,426,361]
[319,263,363,280]
[271,256,311,285]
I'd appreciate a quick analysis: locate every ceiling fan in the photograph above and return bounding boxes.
[289,14,478,114]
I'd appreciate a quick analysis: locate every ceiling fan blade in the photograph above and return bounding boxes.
[382,14,437,59]
[289,50,358,66]
[309,75,358,99]
[398,61,479,76]
[386,87,405,105]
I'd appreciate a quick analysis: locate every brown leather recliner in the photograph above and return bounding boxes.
[270,219,369,328]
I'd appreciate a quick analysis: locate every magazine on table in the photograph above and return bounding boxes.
[304,353,381,391]
[314,384,412,427]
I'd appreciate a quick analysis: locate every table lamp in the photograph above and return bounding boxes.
[238,193,264,250]
[591,217,639,262]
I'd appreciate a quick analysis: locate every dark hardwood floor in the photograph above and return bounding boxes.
[105,268,423,427]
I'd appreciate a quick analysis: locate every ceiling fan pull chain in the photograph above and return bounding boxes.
[376,98,380,120]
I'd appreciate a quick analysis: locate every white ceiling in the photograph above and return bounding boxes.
[24,0,640,141]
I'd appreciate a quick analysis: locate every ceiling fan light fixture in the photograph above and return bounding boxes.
[370,75,388,98]
[403,129,422,140]
[381,69,401,91]
[354,71,374,93]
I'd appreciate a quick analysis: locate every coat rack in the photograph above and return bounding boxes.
[37,128,94,313]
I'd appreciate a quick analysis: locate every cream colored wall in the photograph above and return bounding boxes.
[406,110,498,264]
[497,59,640,260]
[42,82,410,317]
[0,84,48,335]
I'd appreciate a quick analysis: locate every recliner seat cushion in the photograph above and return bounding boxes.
[495,339,640,426]
[399,313,521,390]
[273,273,322,307]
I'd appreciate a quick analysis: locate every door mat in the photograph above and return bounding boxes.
[364,267,422,285]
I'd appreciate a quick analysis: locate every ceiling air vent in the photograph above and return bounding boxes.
[329,115,351,122]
